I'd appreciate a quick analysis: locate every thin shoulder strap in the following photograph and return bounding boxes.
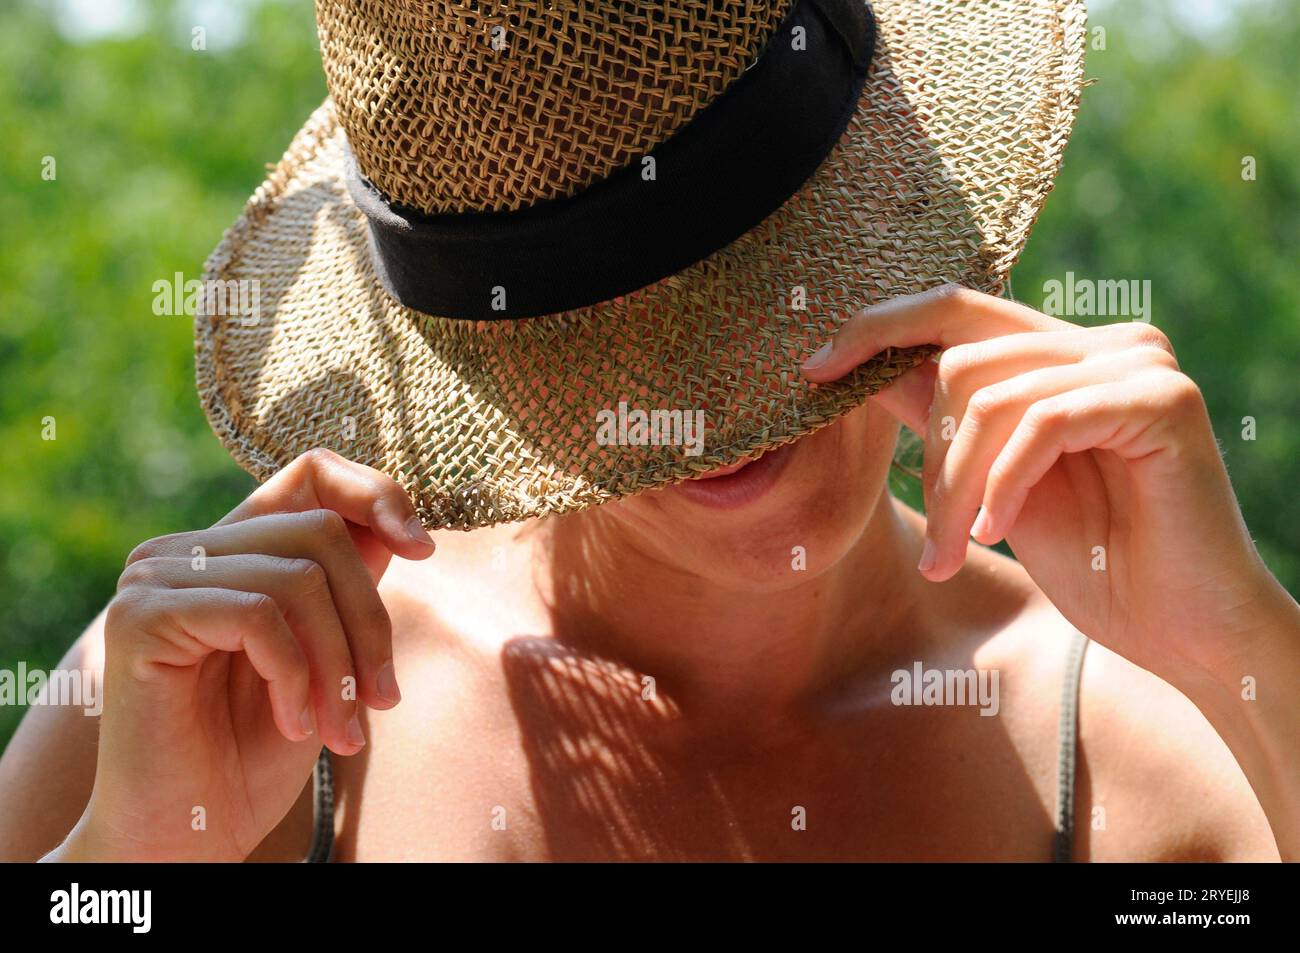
[302,637,1093,863]
[1053,629,1090,863]
[305,747,335,863]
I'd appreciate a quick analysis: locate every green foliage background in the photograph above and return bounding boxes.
[1,0,1296,746]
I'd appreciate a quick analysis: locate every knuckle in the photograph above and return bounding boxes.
[104,590,162,662]
[291,558,330,593]
[965,384,1010,425]
[104,590,144,637]
[931,282,971,303]
[236,590,280,623]
[936,343,976,385]
[1123,322,1173,354]
[1163,373,1205,416]
[378,473,409,503]
[307,507,350,544]
[837,310,872,349]
[1023,398,1067,435]
[300,447,340,471]
[116,556,169,591]
[125,535,171,566]
[1131,343,1179,371]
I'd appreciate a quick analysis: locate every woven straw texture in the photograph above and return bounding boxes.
[197,0,1089,531]
[319,0,794,214]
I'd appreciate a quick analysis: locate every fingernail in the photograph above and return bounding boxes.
[299,706,316,738]
[404,516,434,548]
[346,713,366,748]
[917,538,937,573]
[971,506,992,540]
[376,660,401,704]
[801,341,834,372]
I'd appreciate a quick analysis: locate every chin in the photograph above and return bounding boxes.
[608,407,896,591]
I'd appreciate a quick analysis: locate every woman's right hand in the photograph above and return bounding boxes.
[51,449,436,862]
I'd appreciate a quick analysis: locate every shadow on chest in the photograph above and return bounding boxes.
[502,637,1054,861]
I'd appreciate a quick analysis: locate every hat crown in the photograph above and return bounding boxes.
[315,0,794,216]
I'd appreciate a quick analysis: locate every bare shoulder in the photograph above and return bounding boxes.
[0,611,106,860]
[1073,639,1277,861]
[351,526,1281,862]
[951,543,1277,861]
[330,523,553,861]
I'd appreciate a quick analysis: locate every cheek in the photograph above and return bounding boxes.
[781,400,897,494]
[608,404,899,579]
[828,401,900,492]
[767,406,897,559]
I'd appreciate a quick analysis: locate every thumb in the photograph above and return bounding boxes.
[867,358,938,435]
[348,522,399,586]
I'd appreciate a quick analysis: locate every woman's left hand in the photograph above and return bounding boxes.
[800,284,1296,691]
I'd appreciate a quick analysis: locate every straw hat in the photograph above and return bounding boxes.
[196,0,1088,530]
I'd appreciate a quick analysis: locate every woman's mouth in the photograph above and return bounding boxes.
[669,442,794,509]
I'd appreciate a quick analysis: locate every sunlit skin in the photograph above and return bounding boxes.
[2,287,1296,862]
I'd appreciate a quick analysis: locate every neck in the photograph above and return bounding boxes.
[540,494,929,726]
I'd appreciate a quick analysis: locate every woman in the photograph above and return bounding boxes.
[2,0,1297,860]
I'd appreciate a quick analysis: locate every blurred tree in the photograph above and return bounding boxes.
[1014,0,1299,591]
[0,0,326,741]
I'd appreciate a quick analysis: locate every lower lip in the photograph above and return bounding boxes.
[670,443,793,509]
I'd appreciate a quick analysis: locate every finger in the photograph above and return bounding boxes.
[800,284,1073,384]
[981,371,1205,544]
[845,312,1176,436]
[918,352,1158,581]
[112,586,312,744]
[867,357,937,435]
[120,553,380,754]
[127,510,398,717]
[871,329,1089,438]
[919,345,1181,580]
[918,322,1177,438]
[219,448,436,562]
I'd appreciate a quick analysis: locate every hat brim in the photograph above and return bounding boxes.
[197,0,1088,530]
